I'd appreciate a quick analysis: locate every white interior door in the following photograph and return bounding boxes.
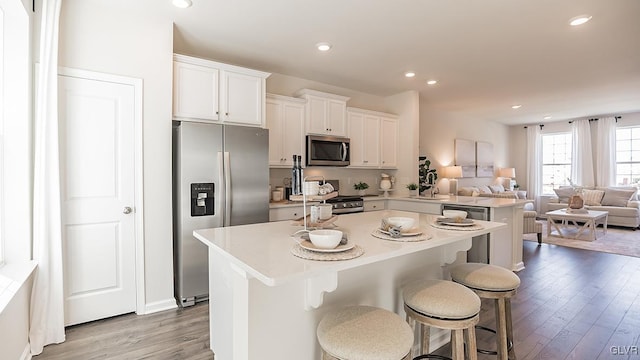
[58,73,137,326]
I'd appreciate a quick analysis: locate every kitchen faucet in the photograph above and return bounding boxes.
[426,172,438,197]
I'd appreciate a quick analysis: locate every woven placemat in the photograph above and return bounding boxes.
[430,222,485,231]
[290,244,364,261]
[370,229,432,242]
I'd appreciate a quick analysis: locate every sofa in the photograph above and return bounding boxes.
[546,186,640,229]
[458,184,526,199]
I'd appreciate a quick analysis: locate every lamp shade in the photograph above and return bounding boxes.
[498,167,516,178]
[446,166,463,178]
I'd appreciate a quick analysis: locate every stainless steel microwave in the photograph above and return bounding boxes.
[306,135,350,166]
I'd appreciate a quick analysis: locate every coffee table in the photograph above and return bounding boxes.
[545,209,608,241]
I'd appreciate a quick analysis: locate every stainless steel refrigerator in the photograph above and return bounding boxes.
[172,121,269,307]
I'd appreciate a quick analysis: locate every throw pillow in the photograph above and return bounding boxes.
[582,189,605,206]
[489,184,505,193]
[477,185,492,194]
[458,187,478,196]
[554,187,575,203]
[601,188,636,207]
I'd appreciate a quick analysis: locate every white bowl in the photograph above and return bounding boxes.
[385,217,416,231]
[442,210,468,219]
[308,230,343,249]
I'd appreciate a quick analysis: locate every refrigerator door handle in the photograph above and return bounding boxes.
[217,151,225,226]
[224,151,231,226]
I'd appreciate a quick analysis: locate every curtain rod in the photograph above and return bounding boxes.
[569,116,622,124]
[523,124,544,129]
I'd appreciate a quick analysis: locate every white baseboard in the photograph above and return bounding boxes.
[140,298,178,315]
[20,343,32,360]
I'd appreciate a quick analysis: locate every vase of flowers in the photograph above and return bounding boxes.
[354,182,369,196]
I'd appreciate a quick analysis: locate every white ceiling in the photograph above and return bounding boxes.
[167,0,640,126]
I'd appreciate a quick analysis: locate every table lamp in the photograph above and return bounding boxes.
[498,167,516,190]
[445,165,463,195]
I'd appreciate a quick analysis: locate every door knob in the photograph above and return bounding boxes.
[123,206,133,214]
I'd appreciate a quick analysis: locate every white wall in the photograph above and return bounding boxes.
[58,0,175,310]
[419,100,511,192]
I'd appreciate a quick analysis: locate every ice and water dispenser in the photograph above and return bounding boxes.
[191,183,214,216]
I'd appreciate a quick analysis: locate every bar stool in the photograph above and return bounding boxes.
[449,263,520,360]
[403,279,481,360]
[317,305,414,360]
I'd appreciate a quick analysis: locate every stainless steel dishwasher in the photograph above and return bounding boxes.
[441,204,490,263]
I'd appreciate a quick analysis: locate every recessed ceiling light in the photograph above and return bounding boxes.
[569,15,592,26]
[172,0,192,8]
[426,80,437,85]
[544,115,552,120]
[316,42,332,51]
[405,72,416,78]
[512,105,522,109]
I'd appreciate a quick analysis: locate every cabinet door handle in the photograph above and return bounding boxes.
[216,111,219,115]
[225,112,229,116]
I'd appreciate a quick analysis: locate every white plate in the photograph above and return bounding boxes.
[438,220,475,227]
[378,227,423,236]
[298,239,355,253]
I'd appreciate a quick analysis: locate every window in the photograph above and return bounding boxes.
[542,133,572,194]
[0,5,5,266]
[1,0,31,265]
[616,126,640,188]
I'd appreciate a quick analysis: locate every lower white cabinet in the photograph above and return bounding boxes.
[387,200,441,214]
[364,200,386,212]
[269,206,308,222]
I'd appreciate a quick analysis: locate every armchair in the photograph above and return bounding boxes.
[523,202,543,244]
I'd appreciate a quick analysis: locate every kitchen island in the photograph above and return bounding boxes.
[194,210,506,359]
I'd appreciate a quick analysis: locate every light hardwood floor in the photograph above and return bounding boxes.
[35,241,640,360]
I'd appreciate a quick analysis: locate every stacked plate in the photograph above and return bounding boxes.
[435,217,475,227]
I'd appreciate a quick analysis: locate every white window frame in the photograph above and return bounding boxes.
[616,126,640,188]
[0,0,31,266]
[542,132,573,194]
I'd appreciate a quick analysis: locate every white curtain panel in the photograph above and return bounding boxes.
[29,0,65,355]
[526,126,542,204]
[595,117,617,187]
[571,119,595,187]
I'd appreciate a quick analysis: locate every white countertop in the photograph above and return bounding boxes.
[269,194,528,209]
[194,210,506,287]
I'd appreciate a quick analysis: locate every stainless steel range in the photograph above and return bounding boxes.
[323,180,364,214]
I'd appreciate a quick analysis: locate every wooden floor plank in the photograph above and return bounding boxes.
[34,240,640,360]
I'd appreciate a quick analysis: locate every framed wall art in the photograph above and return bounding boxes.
[476,141,494,177]
[454,139,476,177]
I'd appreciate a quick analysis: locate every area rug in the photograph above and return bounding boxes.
[523,221,640,258]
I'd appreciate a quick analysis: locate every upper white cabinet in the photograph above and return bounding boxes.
[173,54,271,127]
[296,89,349,136]
[266,94,306,168]
[380,115,398,168]
[347,107,398,169]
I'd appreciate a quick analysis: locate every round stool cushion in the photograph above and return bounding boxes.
[403,279,480,319]
[450,263,521,291]
[317,305,413,360]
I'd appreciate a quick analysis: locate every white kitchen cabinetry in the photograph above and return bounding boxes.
[364,200,386,212]
[266,94,306,167]
[173,54,270,126]
[269,206,307,222]
[380,116,398,168]
[296,89,349,136]
[387,199,442,214]
[347,108,398,169]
